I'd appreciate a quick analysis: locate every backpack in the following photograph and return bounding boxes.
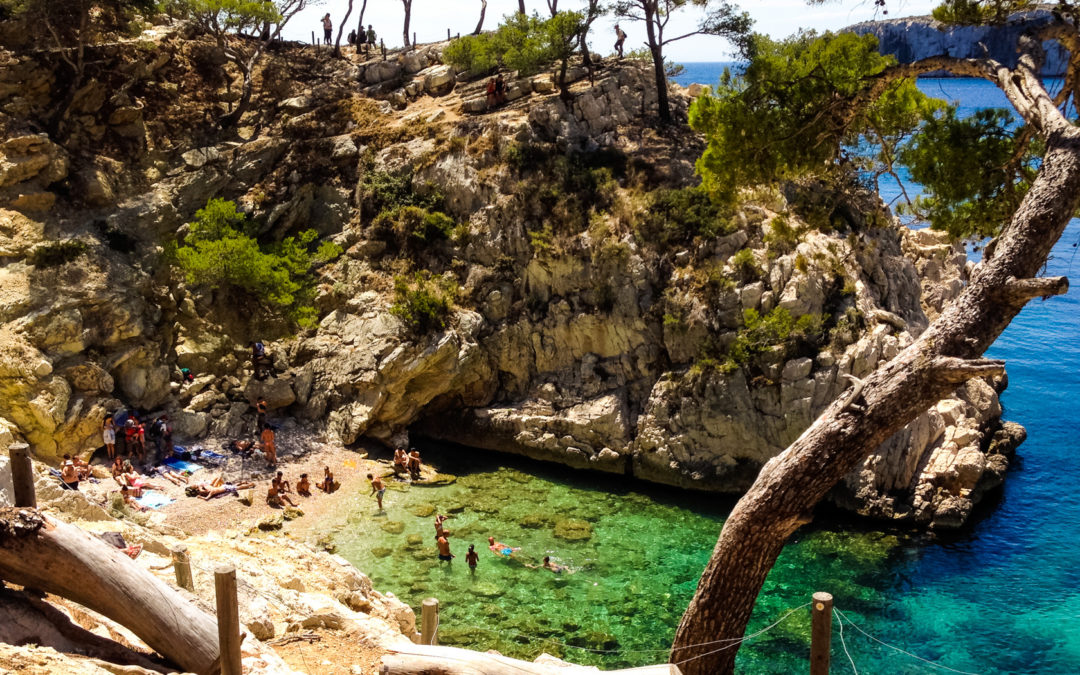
[253,342,265,357]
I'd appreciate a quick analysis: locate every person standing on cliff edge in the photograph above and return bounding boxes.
[322,13,333,45]
[614,23,627,59]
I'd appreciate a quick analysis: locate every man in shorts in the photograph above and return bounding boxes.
[437,534,453,562]
[368,473,385,510]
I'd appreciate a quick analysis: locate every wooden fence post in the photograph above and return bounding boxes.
[810,591,833,675]
[8,442,35,509]
[215,565,242,675]
[413,32,417,48]
[311,30,315,46]
[171,544,194,592]
[448,28,451,41]
[381,39,386,60]
[420,597,439,646]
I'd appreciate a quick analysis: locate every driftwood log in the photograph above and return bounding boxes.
[381,643,682,674]
[0,507,221,675]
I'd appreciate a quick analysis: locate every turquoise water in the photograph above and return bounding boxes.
[318,74,1080,673]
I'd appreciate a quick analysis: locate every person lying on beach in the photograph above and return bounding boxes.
[120,486,146,511]
[317,466,336,493]
[488,536,520,557]
[197,480,254,500]
[122,469,164,496]
[266,483,297,508]
[158,468,190,486]
[228,439,255,457]
[297,473,311,496]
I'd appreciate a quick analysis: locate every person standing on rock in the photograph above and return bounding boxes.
[103,415,116,460]
[437,534,454,563]
[260,424,277,466]
[249,341,272,380]
[322,13,333,45]
[366,25,377,54]
[614,23,627,59]
[368,473,386,510]
[256,397,268,430]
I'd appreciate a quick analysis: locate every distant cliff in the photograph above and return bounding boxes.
[847,8,1067,75]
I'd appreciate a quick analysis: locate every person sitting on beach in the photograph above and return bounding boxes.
[437,535,454,563]
[111,457,126,485]
[72,455,92,481]
[392,448,409,476]
[267,483,297,508]
[120,486,146,511]
[197,480,254,500]
[60,455,80,491]
[272,470,291,494]
[407,449,422,480]
[122,468,163,496]
[368,473,385,510]
[297,473,311,496]
[317,466,336,493]
[259,424,277,466]
[488,536,520,557]
[228,439,255,457]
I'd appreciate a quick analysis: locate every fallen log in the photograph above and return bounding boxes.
[381,644,682,675]
[0,507,220,675]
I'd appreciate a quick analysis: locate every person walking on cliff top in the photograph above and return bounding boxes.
[614,23,627,59]
[366,25,377,54]
[322,13,333,45]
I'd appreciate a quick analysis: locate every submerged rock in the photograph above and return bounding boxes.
[410,503,436,517]
[381,520,405,534]
[553,519,592,541]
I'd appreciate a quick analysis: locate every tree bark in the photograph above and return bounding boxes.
[642,2,670,122]
[0,509,220,675]
[334,0,354,58]
[355,0,368,53]
[473,0,487,35]
[670,36,1080,675]
[402,0,412,47]
[518,0,527,15]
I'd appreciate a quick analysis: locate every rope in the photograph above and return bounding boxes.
[672,603,811,667]
[836,610,859,675]
[835,608,982,675]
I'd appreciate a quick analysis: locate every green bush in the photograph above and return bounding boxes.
[28,240,88,267]
[723,307,827,372]
[443,11,584,81]
[731,248,760,281]
[763,215,800,255]
[373,206,455,250]
[391,272,458,334]
[442,32,500,76]
[361,170,443,216]
[173,198,341,328]
[636,187,735,248]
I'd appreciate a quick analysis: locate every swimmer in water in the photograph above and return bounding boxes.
[466,544,479,573]
[487,536,520,557]
[526,556,571,574]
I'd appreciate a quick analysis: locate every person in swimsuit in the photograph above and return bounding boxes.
[259,424,277,466]
[407,449,422,480]
[488,536,519,557]
[60,455,80,490]
[434,514,451,538]
[267,483,297,507]
[272,470,292,494]
[120,486,146,511]
[198,481,254,500]
[437,535,453,562]
[103,416,116,459]
[297,473,311,496]
[367,473,386,510]
[318,466,335,493]
[465,544,479,573]
[392,448,408,476]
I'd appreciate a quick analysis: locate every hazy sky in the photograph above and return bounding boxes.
[282,0,940,61]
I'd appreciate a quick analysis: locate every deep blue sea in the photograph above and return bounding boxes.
[675,64,1080,673]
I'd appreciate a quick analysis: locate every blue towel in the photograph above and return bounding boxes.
[135,491,173,509]
[163,458,201,473]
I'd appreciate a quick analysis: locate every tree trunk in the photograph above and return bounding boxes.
[546,0,558,16]
[518,0,526,16]
[220,58,255,128]
[670,48,1080,673]
[356,0,368,53]
[334,0,354,58]
[402,0,412,47]
[0,509,220,675]
[473,0,487,35]
[643,4,670,122]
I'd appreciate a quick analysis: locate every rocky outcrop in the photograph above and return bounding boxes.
[847,9,1068,75]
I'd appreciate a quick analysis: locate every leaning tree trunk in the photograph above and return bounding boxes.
[518,0,526,15]
[642,8,670,122]
[473,0,487,35]
[670,38,1080,675]
[334,0,355,58]
[0,509,220,674]
[402,0,412,47]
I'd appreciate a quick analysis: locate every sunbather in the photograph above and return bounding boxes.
[266,483,297,507]
[120,486,146,511]
[159,468,190,485]
[197,480,254,500]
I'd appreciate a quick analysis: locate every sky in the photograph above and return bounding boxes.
[281,0,941,61]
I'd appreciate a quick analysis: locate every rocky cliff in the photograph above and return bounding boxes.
[848,7,1068,75]
[0,16,1021,528]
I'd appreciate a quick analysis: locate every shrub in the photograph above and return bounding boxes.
[442,32,499,76]
[764,214,801,255]
[173,198,341,328]
[636,187,735,248]
[373,206,455,251]
[723,307,827,371]
[391,272,458,335]
[731,248,760,281]
[28,240,88,267]
[360,169,443,216]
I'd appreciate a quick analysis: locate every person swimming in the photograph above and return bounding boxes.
[487,536,520,557]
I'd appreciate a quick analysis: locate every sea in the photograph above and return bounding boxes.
[312,67,1080,673]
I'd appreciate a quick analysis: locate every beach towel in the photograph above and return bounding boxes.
[135,491,173,509]
[163,457,201,473]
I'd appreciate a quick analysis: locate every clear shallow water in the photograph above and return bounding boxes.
[318,73,1080,672]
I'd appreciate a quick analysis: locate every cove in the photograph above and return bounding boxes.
[306,445,905,672]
